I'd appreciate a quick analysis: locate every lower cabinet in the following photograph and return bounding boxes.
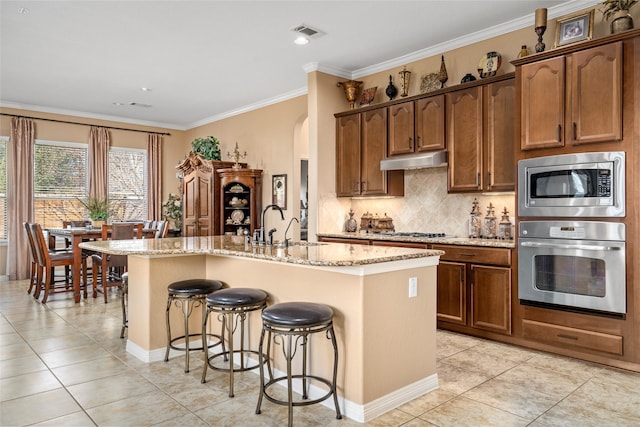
[432,244,512,336]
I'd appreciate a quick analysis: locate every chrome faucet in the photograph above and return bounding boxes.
[259,204,285,245]
[284,217,299,248]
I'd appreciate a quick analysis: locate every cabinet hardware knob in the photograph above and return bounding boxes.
[557,124,562,142]
[573,122,577,140]
[557,334,578,341]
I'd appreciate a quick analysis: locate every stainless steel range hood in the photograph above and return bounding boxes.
[380,150,447,170]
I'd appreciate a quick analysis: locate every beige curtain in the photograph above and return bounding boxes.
[147,133,162,220]
[8,117,35,280]
[88,126,110,199]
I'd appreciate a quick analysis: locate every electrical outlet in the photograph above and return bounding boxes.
[408,277,418,298]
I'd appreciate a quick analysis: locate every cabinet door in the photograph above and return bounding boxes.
[484,79,515,192]
[570,42,622,145]
[182,171,198,237]
[447,87,483,192]
[196,174,212,236]
[336,114,361,196]
[416,95,445,152]
[437,261,467,325]
[470,265,511,335]
[388,101,415,155]
[520,56,565,150]
[361,108,388,195]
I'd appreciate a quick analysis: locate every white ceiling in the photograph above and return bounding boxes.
[1,1,597,130]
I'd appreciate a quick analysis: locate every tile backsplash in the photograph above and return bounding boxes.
[320,167,516,238]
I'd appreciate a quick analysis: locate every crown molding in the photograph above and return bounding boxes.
[0,101,185,131]
[186,87,308,129]
[303,62,352,79]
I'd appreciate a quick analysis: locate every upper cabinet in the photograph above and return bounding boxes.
[519,42,622,150]
[388,95,445,156]
[335,108,403,197]
[447,77,515,192]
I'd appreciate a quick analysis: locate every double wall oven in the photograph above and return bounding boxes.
[517,152,626,315]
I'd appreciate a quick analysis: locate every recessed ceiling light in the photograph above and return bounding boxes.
[294,36,309,46]
[18,7,29,14]
[113,102,124,106]
[141,87,152,92]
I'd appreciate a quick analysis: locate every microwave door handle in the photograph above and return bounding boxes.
[520,241,621,251]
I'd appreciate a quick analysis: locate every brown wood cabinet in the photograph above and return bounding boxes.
[447,78,515,192]
[519,42,622,150]
[433,244,512,335]
[335,108,403,197]
[317,236,370,245]
[218,168,262,236]
[176,154,238,237]
[388,96,445,156]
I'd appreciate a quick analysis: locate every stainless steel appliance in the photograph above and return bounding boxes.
[518,151,625,217]
[518,221,626,314]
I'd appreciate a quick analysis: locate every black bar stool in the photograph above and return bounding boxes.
[164,279,223,373]
[201,287,268,397]
[255,301,342,426]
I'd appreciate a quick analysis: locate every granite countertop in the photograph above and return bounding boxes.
[317,232,516,249]
[80,235,444,267]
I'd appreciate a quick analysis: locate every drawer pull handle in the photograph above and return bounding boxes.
[557,334,578,341]
[459,253,476,257]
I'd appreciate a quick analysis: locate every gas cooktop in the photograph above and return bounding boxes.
[370,231,447,238]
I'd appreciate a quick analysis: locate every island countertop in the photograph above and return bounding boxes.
[80,235,444,267]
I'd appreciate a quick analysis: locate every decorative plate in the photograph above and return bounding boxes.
[477,51,502,78]
[420,73,440,94]
[229,184,244,193]
[230,209,244,224]
[359,87,377,106]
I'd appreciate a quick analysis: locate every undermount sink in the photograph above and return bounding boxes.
[272,241,325,248]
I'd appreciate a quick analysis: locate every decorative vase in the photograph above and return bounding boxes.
[385,75,398,100]
[460,73,476,84]
[92,219,106,229]
[610,10,634,34]
[337,80,363,109]
[398,66,411,97]
[438,55,448,89]
[345,209,357,232]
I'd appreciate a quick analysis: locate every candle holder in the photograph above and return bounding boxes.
[535,26,547,52]
[227,142,247,170]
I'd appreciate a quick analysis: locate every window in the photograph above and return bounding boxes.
[34,140,88,229]
[109,148,146,221]
[0,137,6,239]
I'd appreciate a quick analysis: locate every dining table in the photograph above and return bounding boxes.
[46,226,156,303]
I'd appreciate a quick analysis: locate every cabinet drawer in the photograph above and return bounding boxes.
[522,319,623,356]
[432,245,511,266]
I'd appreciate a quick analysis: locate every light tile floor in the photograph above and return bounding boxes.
[1,279,639,426]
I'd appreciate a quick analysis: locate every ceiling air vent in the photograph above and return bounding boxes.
[291,24,325,39]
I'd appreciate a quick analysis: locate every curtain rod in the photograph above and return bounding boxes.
[0,113,171,136]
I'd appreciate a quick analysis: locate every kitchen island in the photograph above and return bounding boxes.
[81,235,444,422]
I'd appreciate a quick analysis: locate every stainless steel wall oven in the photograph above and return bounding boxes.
[518,221,626,314]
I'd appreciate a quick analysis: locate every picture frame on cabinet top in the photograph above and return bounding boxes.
[555,9,594,47]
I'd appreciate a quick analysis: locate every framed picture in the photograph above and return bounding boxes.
[555,10,594,48]
[272,174,287,210]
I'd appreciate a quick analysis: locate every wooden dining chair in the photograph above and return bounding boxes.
[24,222,41,296]
[61,220,93,283]
[29,223,88,303]
[92,223,142,303]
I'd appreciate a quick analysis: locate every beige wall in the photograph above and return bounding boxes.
[0,106,187,207]
[184,96,308,239]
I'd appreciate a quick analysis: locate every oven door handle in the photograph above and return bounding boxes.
[520,241,622,251]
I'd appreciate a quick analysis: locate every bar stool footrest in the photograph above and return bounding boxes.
[167,333,222,355]
[262,374,337,408]
[206,349,265,372]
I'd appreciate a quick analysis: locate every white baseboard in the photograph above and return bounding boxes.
[125,341,438,423]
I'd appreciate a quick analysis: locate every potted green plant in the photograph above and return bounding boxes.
[602,0,637,33]
[78,196,110,227]
[162,193,182,230]
[190,136,221,160]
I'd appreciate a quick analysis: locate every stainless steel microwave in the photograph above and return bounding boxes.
[518,151,625,217]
